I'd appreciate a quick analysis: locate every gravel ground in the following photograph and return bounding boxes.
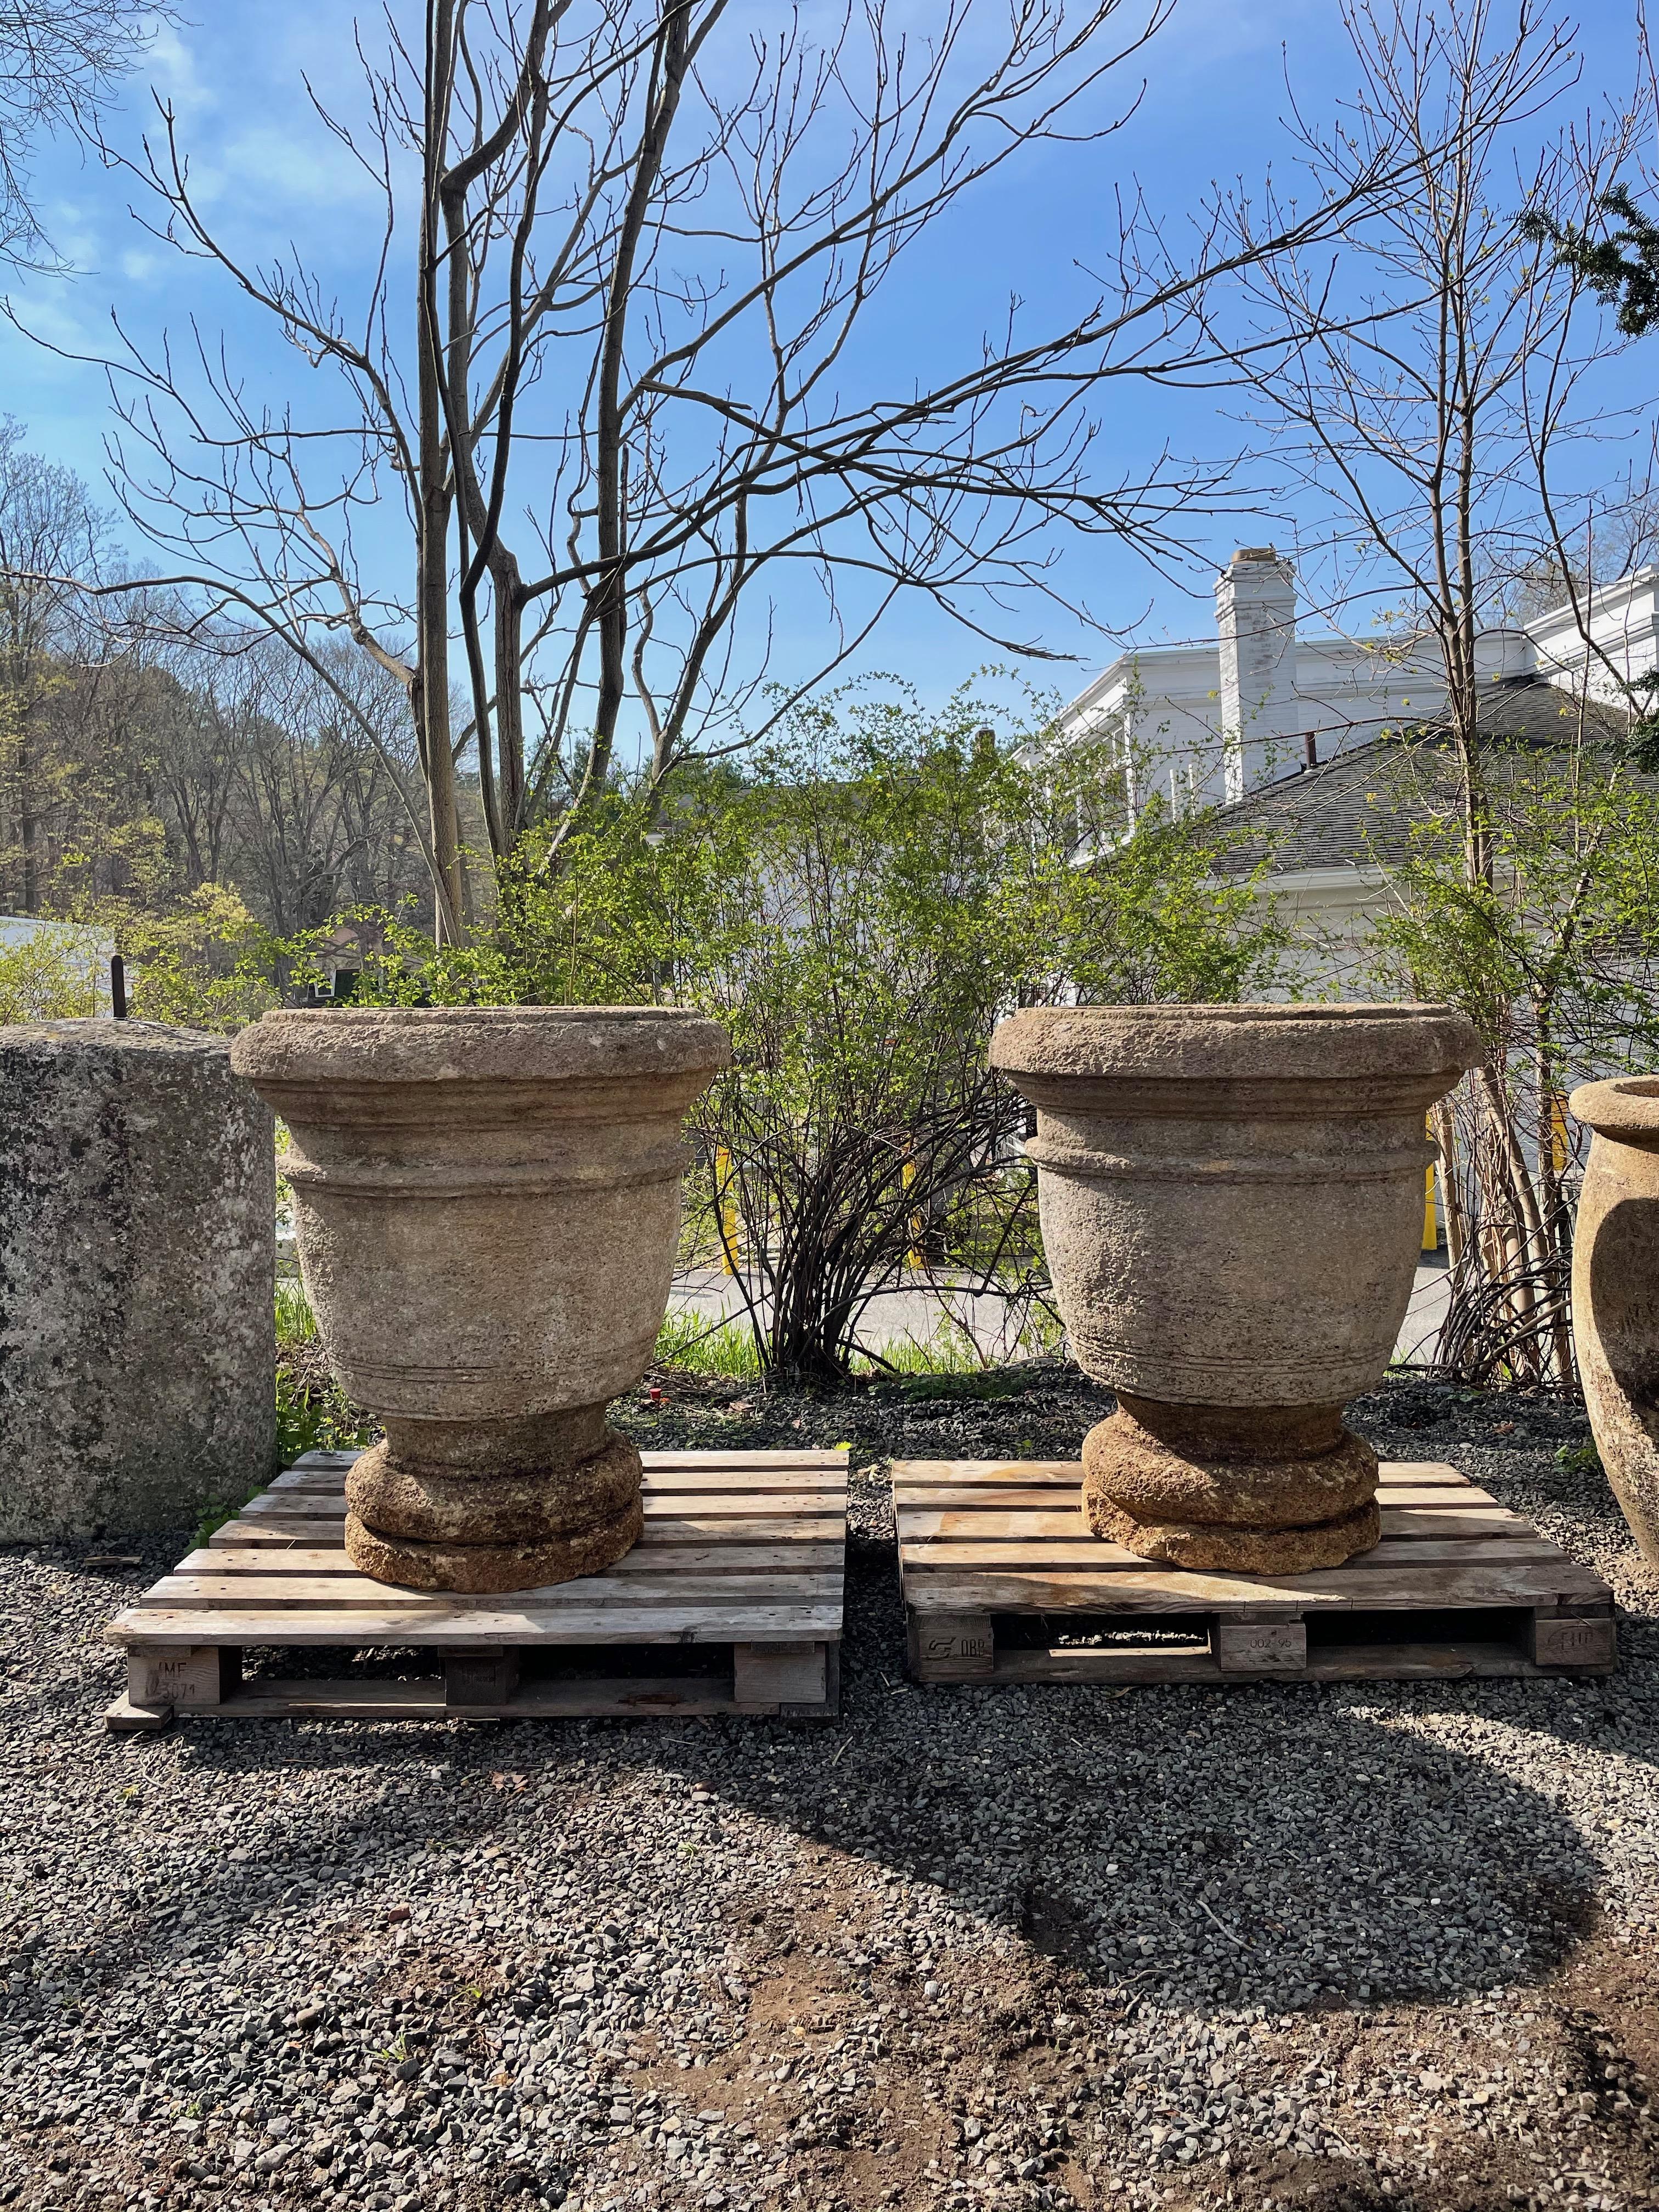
[1,1368,1655,2212]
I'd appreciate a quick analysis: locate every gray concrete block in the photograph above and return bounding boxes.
[0,1020,275,1539]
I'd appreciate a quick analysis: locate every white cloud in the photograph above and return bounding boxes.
[145,21,217,120]
[211,122,385,215]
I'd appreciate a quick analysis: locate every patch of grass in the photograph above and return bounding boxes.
[654,1302,1066,1387]
[275,1277,319,1345]
[851,1307,1065,1381]
[850,1318,988,1378]
[882,1368,1038,1401]
[652,1308,765,1380]
[274,1364,379,1469]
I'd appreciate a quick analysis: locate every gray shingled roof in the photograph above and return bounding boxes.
[1206,680,1632,878]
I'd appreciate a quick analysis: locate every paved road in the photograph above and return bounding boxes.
[669,1253,1455,1368]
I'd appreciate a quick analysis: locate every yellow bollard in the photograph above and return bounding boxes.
[1422,1115,1438,1251]
[902,1157,924,1269]
[1550,1095,1570,1175]
[715,1146,741,1277]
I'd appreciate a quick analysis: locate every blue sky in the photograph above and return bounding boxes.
[0,0,1647,730]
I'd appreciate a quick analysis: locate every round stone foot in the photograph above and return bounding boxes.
[1082,1400,1378,1526]
[346,1428,641,1545]
[345,1493,644,1593]
[1082,1483,1381,1572]
[1080,1395,1382,1571]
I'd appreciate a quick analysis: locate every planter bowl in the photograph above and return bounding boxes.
[990,1002,1479,1571]
[232,1005,731,1591]
[1569,1074,1659,1566]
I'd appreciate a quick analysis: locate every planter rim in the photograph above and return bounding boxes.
[990,1001,1480,1083]
[231,1003,732,1087]
[1569,1074,1659,1144]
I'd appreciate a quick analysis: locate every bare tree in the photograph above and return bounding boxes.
[58,0,1408,939]
[194,640,427,939]
[1202,0,1622,859]
[1198,0,1650,1389]
[0,420,107,907]
[0,0,168,270]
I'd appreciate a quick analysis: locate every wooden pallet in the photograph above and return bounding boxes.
[895,1458,1616,1685]
[105,1448,846,1728]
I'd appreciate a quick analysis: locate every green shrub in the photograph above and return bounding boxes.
[0,924,106,1020]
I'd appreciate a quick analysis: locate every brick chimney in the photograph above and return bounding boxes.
[1215,547,1297,802]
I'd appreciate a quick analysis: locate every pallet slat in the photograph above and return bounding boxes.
[142,1572,847,1607]
[893,1458,1472,1491]
[182,1542,845,1574]
[119,1604,847,1644]
[894,1503,1518,1541]
[232,1505,843,1543]
[273,1448,847,1472]
[893,1485,1489,1511]
[895,1457,1615,1685]
[241,1491,842,1521]
[106,1450,847,1725]
[898,1536,1564,1569]
[269,1462,848,1496]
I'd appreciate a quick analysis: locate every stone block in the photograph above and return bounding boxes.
[0,1019,275,1539]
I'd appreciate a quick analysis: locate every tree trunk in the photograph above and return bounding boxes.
[18,718,36,912]
[417,0,464,942]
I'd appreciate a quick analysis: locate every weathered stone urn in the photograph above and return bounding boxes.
[231,1006,731,1593]
[1569,1076,1659,1566]
[990,1003,1480,1572]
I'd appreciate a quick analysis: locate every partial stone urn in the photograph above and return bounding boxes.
[990,1004,1480,1572]
[231,1006,731,1593]
[1569,1076,1659,1566]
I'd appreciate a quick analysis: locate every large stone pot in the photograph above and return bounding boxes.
[231,1006,731,1592]
[990,1003,1480,1571]
[1569,1075,1659,1566]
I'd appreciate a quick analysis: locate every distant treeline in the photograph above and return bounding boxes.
[0,421,438,935]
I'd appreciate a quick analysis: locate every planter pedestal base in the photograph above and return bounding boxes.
[343,1495,644,1595]
[1081,1396,1381,1572]
[343,1417,646,1594]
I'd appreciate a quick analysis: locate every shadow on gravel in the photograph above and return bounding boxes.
[71,1510,1627,2034]
[66,1353,1652,2044]
[614,1519,1618,2016]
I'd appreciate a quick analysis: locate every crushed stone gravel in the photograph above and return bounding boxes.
[0,1370,1654,2212]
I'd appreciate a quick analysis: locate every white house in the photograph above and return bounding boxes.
[1052,551,1646,989]
[1057,549,1649,827]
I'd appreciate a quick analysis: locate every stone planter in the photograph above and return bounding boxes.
[231,1006,731,1593]
[1568,1076,1659,1566]
[989,1003,1479,1571]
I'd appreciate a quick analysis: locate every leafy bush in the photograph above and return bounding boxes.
[0,922,108,1020]
[112,883,284,1032]
[309,684,1289,1379]
[1368,738,1659,1389]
